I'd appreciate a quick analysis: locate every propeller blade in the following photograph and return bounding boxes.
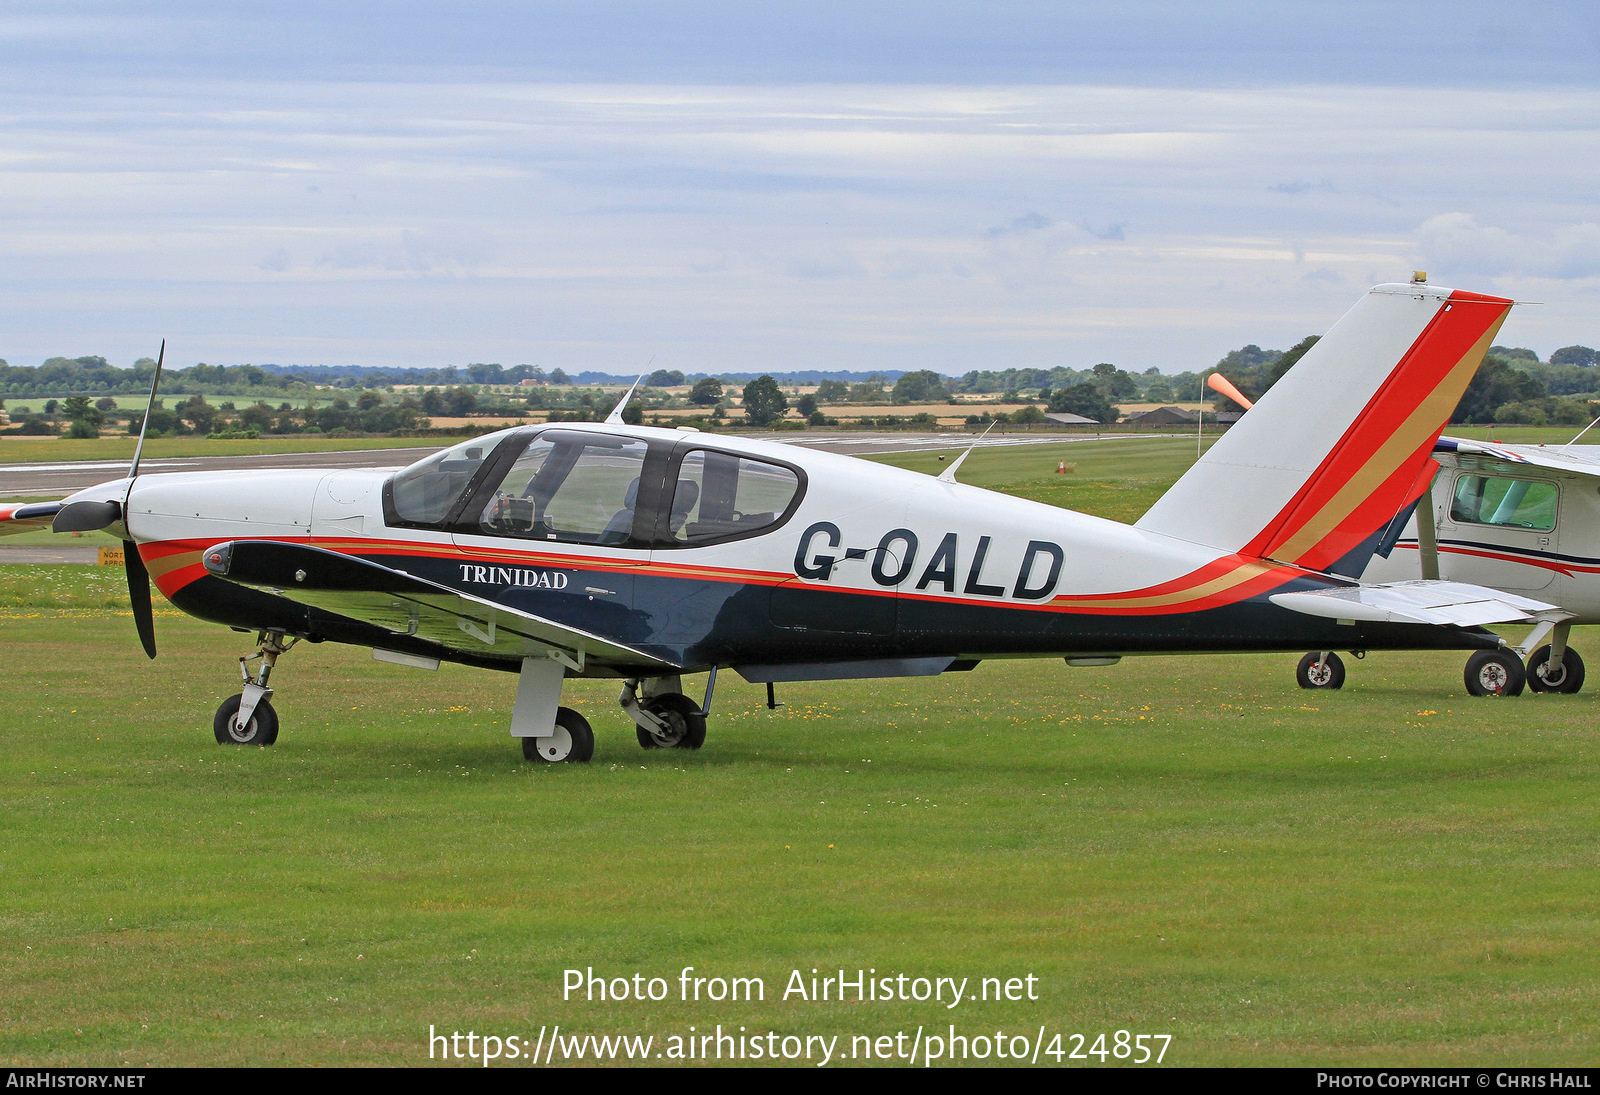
[129,339,165,482]
[123,541,157,659]
[51,499,122,533]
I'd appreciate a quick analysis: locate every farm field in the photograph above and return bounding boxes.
[1,437,1597,1067]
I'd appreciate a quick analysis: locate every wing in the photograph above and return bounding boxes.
[202,540,677,672]
[0,501,64,537]
[1271,579,1564,627]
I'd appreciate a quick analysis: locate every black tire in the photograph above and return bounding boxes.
[522,706,594,763]
[1295,651,1345,690]
[1527,645,1586,694]
[213,693,279,746]
[636,692,707,750]
[1464,650,1526,696]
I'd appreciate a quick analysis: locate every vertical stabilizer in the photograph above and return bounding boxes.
[1135,284,1511,573]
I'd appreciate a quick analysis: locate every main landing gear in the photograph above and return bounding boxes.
[1463,650,1525,696]
[1294,619,1585,697]
[1296,651,1346,690]
[1527,643,1585,694]
[521,707,595,764]
[506,658,715,764]
[621,675,708,751]
[214,630,296,746]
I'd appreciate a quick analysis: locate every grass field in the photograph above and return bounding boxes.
[2,438,1598,1067]
[0,435,437,464]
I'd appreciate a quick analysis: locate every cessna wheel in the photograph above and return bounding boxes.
[635,693,707,750]
[213,694,279,746]
[1464,650,1526,697]
[1295,651,1345,690]
[1527,645,1586,694]
[523,707,594,764]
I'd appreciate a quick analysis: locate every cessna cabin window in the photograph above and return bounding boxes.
[477,432,650,544]
[1449,474,1557,532]
[668,449,800,545]
[388,438,494,526]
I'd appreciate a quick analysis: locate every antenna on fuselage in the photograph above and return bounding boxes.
[604,373,645,425]
[937,420,997,484]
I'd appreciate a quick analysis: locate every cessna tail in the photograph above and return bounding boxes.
[7,283,1558,761]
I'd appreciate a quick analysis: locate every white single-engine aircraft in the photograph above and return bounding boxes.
[0,283,1566,761]
[1353,437,1600,695]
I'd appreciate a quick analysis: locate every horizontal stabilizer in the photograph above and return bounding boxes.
[202,540,675,671]
[1270,580,1559,628]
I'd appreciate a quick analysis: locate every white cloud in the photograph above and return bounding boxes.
[1419,213,1600,281]
[2,80,1599,370]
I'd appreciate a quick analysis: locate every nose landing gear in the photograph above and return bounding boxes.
[214,630,296,746]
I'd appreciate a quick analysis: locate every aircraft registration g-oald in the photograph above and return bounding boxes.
[1,282,1568,762]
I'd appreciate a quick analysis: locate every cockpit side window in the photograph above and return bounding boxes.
[386,438,495,527]
[666,449,802,546]
[1449,474,1557,531]
[475,432,650,544]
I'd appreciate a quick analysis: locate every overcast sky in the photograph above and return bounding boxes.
[3,1,1599,374]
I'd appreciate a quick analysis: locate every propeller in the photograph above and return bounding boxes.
[123,340,165,659]
[125,546,157,659]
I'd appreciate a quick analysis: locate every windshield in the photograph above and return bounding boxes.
[477,432,650,544]
[387,436,498,526]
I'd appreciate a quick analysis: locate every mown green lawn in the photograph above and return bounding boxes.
[1,436,1597,1067]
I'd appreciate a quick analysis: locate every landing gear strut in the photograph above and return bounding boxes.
[1527,646,1585,693]
[1296,651,1345,690]
[622,676,707,750]
[1526,621,1585,694]
[215,630,296,745]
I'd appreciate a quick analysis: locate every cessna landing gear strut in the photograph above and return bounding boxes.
[1296,651,1346,690]
[215,630,296,745]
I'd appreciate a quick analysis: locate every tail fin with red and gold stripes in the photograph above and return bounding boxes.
[1136,283,1512,575]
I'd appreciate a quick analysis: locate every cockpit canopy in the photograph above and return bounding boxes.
[385,426,803,548]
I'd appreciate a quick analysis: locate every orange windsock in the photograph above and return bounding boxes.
[1206,372,1254,410]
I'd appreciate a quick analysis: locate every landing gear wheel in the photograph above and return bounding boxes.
[214,693,279,746]
[1527,645,1585,694]
[1465,650,1526,696]
[635,693,707,750]
[1296,651,1345,690]
[522,707,594,763]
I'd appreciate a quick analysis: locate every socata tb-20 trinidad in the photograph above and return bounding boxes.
[1,281,1565,762]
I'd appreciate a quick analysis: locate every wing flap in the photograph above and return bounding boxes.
[1271,580,1560,627]
[202,540,675,670]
